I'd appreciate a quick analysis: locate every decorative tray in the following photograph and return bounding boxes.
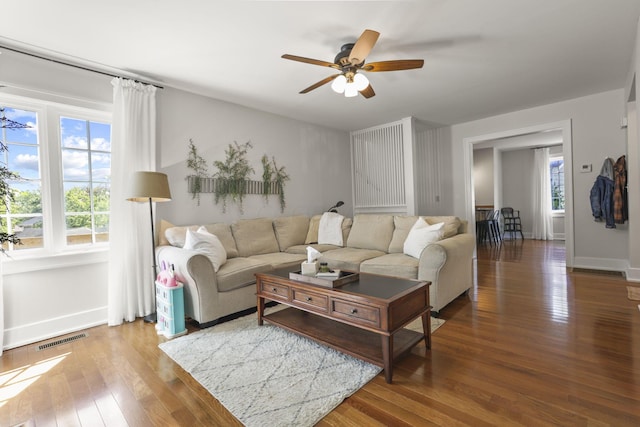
[289,270,359,288]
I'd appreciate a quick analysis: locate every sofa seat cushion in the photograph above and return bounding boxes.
[216,257,273,292]
[273,215,310,251]
[360,253,419,279]
[249,252,307,270]
[319,247,386,271]
[232,218,280,257]
[285,243,342,254]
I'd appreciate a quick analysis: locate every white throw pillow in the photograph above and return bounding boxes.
[403,218,445,259]
[183,226,227,272]
[165,225,198,247]
[318,212,345,246]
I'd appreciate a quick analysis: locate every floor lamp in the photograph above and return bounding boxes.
[127,171,172,323]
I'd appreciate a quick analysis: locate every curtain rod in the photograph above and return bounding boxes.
[0,44,164,89]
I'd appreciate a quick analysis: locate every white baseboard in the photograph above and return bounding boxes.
[520,232,565,240]
[572,257,628,274]
[626,267,640,282]
[3,306,107,350]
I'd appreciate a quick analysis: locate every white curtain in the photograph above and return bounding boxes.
[532,147,553,240]
[108,78,157,326]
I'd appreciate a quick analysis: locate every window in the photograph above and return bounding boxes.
[0,96,111,255]
[61,117,111,245]
[550,157,564,212]
[1,106,42,250]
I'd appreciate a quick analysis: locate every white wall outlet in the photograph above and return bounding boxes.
[581,164,592,173]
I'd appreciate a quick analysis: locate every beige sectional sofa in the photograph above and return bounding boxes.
[156,213,475,327]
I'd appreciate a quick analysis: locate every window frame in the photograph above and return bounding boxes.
[549,155,565,215]
[0,92,112,263]
[60,116,112,246]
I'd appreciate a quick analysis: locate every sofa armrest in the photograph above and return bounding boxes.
[156,245,218,322]
[418,232,475,312]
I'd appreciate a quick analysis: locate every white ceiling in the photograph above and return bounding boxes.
[1,1,639,131]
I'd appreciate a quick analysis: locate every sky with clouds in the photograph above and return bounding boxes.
[1,107,111,193]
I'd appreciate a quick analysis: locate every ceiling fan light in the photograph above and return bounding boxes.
[353,73,369,91]
[331,75,347,93]
[344,83,358,97]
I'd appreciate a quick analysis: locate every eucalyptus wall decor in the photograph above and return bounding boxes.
[261,155,290,213]
[186,139,209,205]
[185,139,290,213]
[261,154,274,201]
[273,158,290,213]
[213,141,254,213]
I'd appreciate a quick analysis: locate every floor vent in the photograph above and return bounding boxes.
[35,332,88,351]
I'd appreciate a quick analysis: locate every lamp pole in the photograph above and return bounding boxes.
[144,196,158,323]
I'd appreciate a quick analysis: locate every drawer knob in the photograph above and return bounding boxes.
[306,297,312,302]
[351,308,358,314]
[272,287,277,292]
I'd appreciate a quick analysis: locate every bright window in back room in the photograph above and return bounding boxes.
[550,156,564,212]
[61,117,111,245]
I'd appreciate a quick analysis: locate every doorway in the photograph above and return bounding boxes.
[462,120,574,267]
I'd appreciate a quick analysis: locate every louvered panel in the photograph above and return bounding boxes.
[351,122,405,211]
[415,128,442,214]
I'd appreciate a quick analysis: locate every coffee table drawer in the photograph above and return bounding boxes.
[260,280,290,301]
[292,289,328,312]
[331,299,380,327]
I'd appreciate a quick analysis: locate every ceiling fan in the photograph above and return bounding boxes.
[282,29,424,99]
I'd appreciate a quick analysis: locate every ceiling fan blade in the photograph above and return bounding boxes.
[299,74,340,94]
[282,54,340,69]
[359,84,375,99]
[348,29,380,65]
[362,59,424,72]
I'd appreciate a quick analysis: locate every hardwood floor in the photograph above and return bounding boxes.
[2,239,639,426]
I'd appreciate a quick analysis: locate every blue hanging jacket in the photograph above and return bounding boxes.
[590,158,615,228]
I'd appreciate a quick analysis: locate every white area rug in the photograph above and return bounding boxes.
[159,307,444,427]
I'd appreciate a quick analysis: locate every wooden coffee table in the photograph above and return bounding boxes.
[256,269,431,383]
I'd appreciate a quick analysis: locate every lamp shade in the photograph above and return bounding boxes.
[127,171,172,202]
[353,73,369,91]
[331,75,347,93]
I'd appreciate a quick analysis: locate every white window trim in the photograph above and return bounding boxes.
[1,92,112,272]
[549,155,564,214]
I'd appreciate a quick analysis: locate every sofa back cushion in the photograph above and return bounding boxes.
[202,223,239,258]
[347,214,394,252]
[304,214,321,244]
[158,219,175,246]
[273,215,310,251]
[388,215,418,253]
[424,216,461,239]
[232,218,280,257]
[305,214,352,244]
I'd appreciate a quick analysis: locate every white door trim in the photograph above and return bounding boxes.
[462,120,574,267]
